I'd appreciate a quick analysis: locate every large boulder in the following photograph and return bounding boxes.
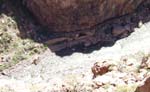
[24,0,145,32]
[135,76,150,92]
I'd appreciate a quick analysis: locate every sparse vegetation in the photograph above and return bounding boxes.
[0,14,47,71]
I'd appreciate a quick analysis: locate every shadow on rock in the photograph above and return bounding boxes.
[0,0,150,57]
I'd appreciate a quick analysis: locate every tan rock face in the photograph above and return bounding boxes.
[24,0,144,32]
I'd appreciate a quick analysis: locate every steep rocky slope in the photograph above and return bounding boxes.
[0,11,46,71]
[0,21,150,92]
[24,0,145,32]
[22,0,149,52]
[0,0,150,92]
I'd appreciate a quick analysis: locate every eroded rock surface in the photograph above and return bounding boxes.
[0,19,150,92]
[135,76,150,92]
[24,0,145,32]
[91,61,111,78]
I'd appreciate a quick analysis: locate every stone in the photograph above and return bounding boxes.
[140,56,150,69]
[24,0,145,32]
[91,61,111,78]
[135,76,150,92]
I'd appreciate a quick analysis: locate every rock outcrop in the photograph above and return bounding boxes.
[135,76,150,92]
[91,61,111,78]
[24,0,145,32]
